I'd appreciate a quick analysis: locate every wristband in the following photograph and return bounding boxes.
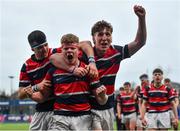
[32,84,39,92]
[88,56,95,63]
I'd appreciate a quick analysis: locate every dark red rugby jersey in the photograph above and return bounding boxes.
[19,47,61,112]
[143,84,175,113]
[45,61,102,116]
[87,45,130,110]
[117,92,136,115]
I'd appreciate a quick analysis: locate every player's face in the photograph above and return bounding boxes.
[164,81,170,86]
[141,79,149,85]
[153,73,163,84]
[93,28,112,55]
[119,89,124,94]
[124,84,130,91]
[62,43,79,64]
[33,43,49,60]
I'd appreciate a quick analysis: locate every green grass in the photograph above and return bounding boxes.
[0,123,29,130]
[1,121,180,130]
[113,121,180,130]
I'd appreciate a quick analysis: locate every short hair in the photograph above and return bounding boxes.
[61,33,79,44]
[153,68,163,74]
[91,20,113,36]
[164,78,171,83]
[123,82,131,86]
[28,30,47,49]
[139,74,148,80]
[119,87,124,91]
[151,80,154,84]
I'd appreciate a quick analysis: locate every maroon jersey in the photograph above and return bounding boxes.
[143,84,175,113]
[45,61,102,116]
[85,45,130,110]
[19,48,61,112]
[117,92,136,115]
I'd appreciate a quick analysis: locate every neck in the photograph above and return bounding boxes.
[66,58,79,67]
[125,90,130,94]
[154,82,162,88]
[35,54,46,61]
[95,48,106,57]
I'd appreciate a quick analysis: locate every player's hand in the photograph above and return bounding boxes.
[73,67,88,77]
[172,118,179,127]
[117,114,121,120]
[24,86,33,98]
[86,63,98,78]
[37,79,51,91]
[141,118,147,127]
[134,5,146,18]
[96,85,107,97]
[94,85,108,105]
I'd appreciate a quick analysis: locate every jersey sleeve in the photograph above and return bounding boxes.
[136,86,142,98]
[174,89,179,98]
[78,50,89,64]
[45,67,56,82]
[113,44,130,60]
[142,86,149,101]
[168,87,175,101]
[52,47,62,54]
[116,94,121,103]
[19,63,31,88]
[89,77,102,91]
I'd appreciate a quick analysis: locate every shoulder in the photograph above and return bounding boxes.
[50,47,62,54]
[165,85,171,92]
[112,45,123,50]
[25,56,33,64]
[112,44,128,51]
[48,65,57,74]
[22,57,34,68]
[143,85,150,91]
[111,44,130,59]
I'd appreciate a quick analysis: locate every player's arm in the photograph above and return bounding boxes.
[50,53,88,77]
[78,41,93,59]
[171,100,179,126]
[18,63,32,99]
[18,79,51,102]
[18,86,32,99]
[175,97,179,106]
[130,86,139,98]
[141,100,147,125]
[116,97,122,120]
[174,90,179,106]
[25,89,49,103]
[18,87,47,103]
[138,98,143,118]
[50,41,98,78]
[79,41,98,78]
[128,5,147,56]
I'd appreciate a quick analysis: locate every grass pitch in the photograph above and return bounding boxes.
[0,123,29,130]
[0,121,180,130]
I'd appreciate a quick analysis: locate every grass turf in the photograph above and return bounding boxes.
[1,121,180,130]
[0,123,29,130]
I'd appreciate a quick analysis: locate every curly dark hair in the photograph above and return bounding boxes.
[91,20,113,36]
